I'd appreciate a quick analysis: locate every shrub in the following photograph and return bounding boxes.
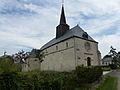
[109,64,117,69]
[75,66,103,84]
[0,72,19,90]
[0,66,103,90]
[0,58,22,73]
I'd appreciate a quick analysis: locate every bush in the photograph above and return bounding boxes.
[75,66,103,84]
[0,72,19,90]
[0,66,103,90]
[0,58,22,73]
[109,64,117,69]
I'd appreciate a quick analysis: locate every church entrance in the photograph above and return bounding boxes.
[87,57,91,66]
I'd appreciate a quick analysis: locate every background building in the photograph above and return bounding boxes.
[102,55,113,65]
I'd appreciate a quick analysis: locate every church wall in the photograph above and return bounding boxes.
[41,38,76,71]
[21,58,40,72]
[74,37,99,66]
[41,37,100,71]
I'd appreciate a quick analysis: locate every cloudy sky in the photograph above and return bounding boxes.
[0,0,120,57]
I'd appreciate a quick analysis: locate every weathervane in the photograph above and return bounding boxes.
[62,0,64,5]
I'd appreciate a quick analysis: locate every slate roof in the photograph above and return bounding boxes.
[29,49,37,58]
[40,25,97,50]
[102,55,113,62]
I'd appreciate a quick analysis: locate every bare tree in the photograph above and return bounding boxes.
[12,50,30,63]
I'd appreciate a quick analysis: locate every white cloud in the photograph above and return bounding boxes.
[96,33,120,57]
[0,0,120,57]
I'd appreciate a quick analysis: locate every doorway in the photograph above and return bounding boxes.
[87,57,91,66]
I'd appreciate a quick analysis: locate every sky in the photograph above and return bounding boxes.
[0,0,120,57]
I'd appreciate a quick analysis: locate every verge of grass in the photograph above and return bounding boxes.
[102,67,111,71]
[96,76,118,90]
[115,69,120,72]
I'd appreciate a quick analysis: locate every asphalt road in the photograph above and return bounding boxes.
[106,72,120,90]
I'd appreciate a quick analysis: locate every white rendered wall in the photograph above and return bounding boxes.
[74,37,100,66]
[41,37,100,71]
[41,38,76,71]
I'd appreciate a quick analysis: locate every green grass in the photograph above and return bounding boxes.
[96,76,118,90]
[115,69,120,72]
[19,70,57,75]
[102,67,111,71]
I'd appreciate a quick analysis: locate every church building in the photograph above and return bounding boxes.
[40,5,101,71]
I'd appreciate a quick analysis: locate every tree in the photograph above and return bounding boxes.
[109,46,120,68]
[34,49,45,63]
[0,58,21,73]
[109,46,117,57]
[12,50,30,64]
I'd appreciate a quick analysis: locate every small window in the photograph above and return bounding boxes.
[56,46,58,50]
[77,57,81,59]
[82,32,88,39]
[46,50,48,53]
[66,42,68,47]
[76,49,80,51]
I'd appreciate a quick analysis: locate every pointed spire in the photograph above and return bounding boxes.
[60,5,66,24]
[56,3,70,39]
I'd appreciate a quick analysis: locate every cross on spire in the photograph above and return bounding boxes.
[56,1,70,38]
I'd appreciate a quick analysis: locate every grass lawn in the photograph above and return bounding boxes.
[102,67,111,71]
[115,69,120,72]
[96,76,118,90]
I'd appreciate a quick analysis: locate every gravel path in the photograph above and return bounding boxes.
[106,72,120,90]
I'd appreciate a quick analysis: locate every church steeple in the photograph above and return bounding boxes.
[60,5,66,24]
[56,4,70,39]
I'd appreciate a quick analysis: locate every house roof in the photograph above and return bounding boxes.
[102,55,113,62]
[40,25,97,50]
[29,49,37,58]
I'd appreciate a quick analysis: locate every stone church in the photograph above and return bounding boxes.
[40,5,101,71]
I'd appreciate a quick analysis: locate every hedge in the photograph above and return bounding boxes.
[0,66,103,90]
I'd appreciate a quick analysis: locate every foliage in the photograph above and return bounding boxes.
[34,49,45,62]
[115,69,120,72]
[109,46,120,68]
[109,46,117,57]
[0,66,103,90]
[0,72,19,90]
[96,76,118,90]
[75,66,103,84]
[12,50,30,63]
[0,58,22,73]
[108,64,117,69]
[102,66,111,71]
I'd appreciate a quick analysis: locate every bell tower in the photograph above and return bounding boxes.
[56,2,70,38]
